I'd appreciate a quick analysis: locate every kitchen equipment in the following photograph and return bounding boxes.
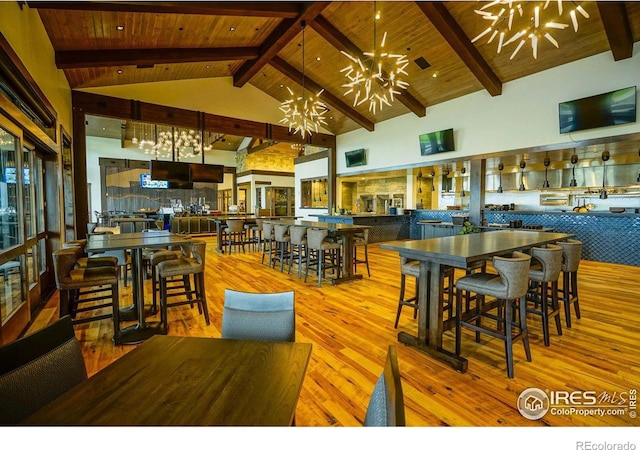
[509,219,523,228]
[609,207,625,213]
[585,203,596,211]
[578,201,588,213]
[396,207,404,215]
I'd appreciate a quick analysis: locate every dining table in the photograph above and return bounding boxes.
[85,231,192,344]
[22,335,313,426]
[380,230,573,372]
[264,219,370,285]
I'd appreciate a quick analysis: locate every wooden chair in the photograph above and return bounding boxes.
[0,315,88,424]
[221,289,295,342]
[364,345,406,426]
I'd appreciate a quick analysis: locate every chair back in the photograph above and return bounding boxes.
[52,248,81,289]
[289,226,307,245]
[226,219,245,233]
[364,345,405,426]
[263,222,275,240]
[0,316,87,424]
[492,251,532,299]
[306,229,329,250]
[190,240,207,270]
[557,239,582,272]
[530,244,563,282]
[86,222,98,234]
[273,224,290,242]
[221,289,295,342]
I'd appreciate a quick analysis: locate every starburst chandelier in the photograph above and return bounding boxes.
[472,1,590,60]
[340,3,409,114]
[279,21,327,139]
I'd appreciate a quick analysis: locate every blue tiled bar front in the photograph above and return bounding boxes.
[411,210,640,267]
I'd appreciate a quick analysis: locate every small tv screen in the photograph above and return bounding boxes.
[140,173,168,189]
[150,160,190,182]
[3,167,16,184]
[345,148,366,168]
[559,86,637,134]
[189,163,224,183]
[419,128,455,156]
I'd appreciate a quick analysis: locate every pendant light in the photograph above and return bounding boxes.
[600,150,609,199]
[519,160,526,191]
[497,163,504,193]
[417,169,423,194]
[460,167,466,197]
[430,169,436,192]
[569,153,578,187]
[542,157,550,188]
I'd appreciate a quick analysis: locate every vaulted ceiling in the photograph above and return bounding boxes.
[30,1,640,136]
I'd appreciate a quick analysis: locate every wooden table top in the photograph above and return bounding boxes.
[85,231,191,252]
[380,230,573,268]
[23,336,313,426]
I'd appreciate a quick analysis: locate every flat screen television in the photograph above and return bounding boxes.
[189,163,224,183]
[559,86,637,134]
[345,148,367,168]
[419,128,455,156]
[150,160,190,182]
[140,173,169,189]
[168,180,194,189]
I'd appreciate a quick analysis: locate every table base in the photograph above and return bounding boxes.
[119,321,164,345]
[119,304,157,322]
[331,273,363,285]
[398,331,468,372]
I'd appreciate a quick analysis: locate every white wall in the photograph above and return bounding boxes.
[337,45,640,175]
[295,158,329,220]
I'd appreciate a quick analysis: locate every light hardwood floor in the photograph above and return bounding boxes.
[29,236,640,426]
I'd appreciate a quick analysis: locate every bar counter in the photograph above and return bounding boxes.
[312,213,410,243]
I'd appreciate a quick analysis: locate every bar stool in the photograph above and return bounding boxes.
[556,239,582,328]
[150,246,189,313]
[526,244,563,346]
[271,224,291,272]
[223,219,246,254]
[261,222,276,265]
[156,240,210,334]
[288,226,307,278]
[394,257,455,329]
[245,218,264,251]
[305,228,342,287]
[52,247,121,345]
[455,251,532,378]
[353,229,371,277]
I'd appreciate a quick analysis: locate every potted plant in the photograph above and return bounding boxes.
[459,220,481,235]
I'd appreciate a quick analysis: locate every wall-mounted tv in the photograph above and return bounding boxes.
[140,173,168,189]
[168,180,194,189]
[150,160,190,182]
[3,167,29,184]
[559,86,637,134]
[189,163,224,183]
[345,148,367,168]
[419,128,455,156]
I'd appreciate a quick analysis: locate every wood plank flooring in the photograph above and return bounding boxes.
[28,237,640,426]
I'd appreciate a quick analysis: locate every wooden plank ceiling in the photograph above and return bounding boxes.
[31,1,639,136]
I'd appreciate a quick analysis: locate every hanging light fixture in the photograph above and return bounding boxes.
[497,162,504,193]
[279,21,327,138]
[460,167,466,197]
[542,156,551,188]
[131,122,138,145]
[417,169,423,194]
[472,1,590,60]
[430,169,436,192]
[569,153,578,187]
[600,150,609,199]
[340,2,409,114]
[519,160,526,191]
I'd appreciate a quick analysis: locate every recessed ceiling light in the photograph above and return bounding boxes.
[117,69,123,74]
[229,26,236,31]
[206,65,211,69]
[432,72,438,78]
[316,56,321,61]
[116,25,124,31]
[279,84,284,88]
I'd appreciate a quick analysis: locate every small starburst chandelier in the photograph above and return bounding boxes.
[340,2,409,114]
[279,21,327,139]
[472,1,590,60]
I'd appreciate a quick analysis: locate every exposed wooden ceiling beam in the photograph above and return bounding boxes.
[597,2,633,61]
[310,15,426,118]
[55,47,260,69]
[270,56,375,132]
[27,1,303,18]
[415,2,502,97]
[247,139,278,154]
[232,2,330,88]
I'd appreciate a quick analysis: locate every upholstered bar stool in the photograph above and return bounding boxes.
[455,251,532,378]
[156,240,210,334]
[245,218,263,251]
[224,219,246,254]
[394,257,454,329]
[288,226,307,278]
[53,248,121,344]
[353,229,371,277]
[271,224,291,272]
[556,239,582,328]
[261,222,276,265]
[305,228,342,287]
[526,244,563,346]
[149,245,190,313]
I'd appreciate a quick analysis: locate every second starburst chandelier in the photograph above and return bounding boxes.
[340,2,409,114]
[279,20,328,139]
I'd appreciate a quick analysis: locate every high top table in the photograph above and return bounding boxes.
[23,335,312,426]
[380,230,573,372]
[85,231,192,344]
